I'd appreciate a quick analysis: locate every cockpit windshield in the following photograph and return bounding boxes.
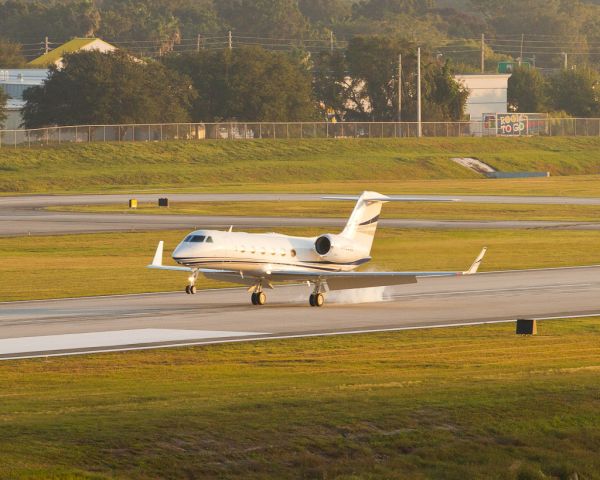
[185,235,206,243]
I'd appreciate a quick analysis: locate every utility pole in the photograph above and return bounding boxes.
[481,33,485,73]
[417,47,422,138]
[397,54,402,122]
[44,36,49,54]
[228,30,232,51]
[519,33,524,66]
[329,31,334,53]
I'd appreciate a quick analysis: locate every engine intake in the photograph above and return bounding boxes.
[315,235,332,255]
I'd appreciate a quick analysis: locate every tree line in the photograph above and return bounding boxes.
[0,0,599,71]
[1,38,599,129]
[16,40,471,128]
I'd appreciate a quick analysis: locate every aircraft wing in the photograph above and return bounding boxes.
[266,247,487,291]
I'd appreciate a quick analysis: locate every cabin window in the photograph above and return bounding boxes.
[250,246,256,254]
[240,245,246,252]
[206,236,213,243]
[260,247,266,255]
[291,249,297,257]
[189,235,205,242]
[280,248,286,256]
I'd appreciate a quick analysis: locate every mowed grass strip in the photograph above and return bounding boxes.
[0,319,599,479]
[1,228,600,301]
[1,137,599,193]
[51,200,600,222]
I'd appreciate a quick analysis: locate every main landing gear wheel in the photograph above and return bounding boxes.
[251,292,266,305]
[309,293,324,307]
[185,285,197,294]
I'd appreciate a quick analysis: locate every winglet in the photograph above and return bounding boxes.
[464,247,487,275]
[151,241,164,267]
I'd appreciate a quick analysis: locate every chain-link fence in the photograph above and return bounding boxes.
[1,118,599,148]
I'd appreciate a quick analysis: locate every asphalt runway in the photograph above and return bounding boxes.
[2,265,599,360]
[3,193,600,236]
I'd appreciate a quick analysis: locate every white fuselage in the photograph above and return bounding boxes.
[172,229,371,276]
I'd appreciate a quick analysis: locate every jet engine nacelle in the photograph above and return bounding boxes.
[314,234,358,262]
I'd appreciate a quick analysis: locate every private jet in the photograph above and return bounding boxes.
[148,191,487,307]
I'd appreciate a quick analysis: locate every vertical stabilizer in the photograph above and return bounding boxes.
[340,191,390,254]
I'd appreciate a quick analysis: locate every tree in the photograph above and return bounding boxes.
[22,50,195,128]
[216,0,309,38]
[326,36,468,121]
[0,39,27,67]
[0,0,100,43]
[164,47,316,122]
[353,0,435,20]
[507,66,549,112]
[98,0,180,53]
[548,67,600,117]
[0,87,7,128]
[298,0,352,26]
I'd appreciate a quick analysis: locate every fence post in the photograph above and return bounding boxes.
[14,130,16,148]
[148,125,151,141]
[300,123,303,139]
[160,125,163,141]
[286,123,289,139]
[75,126,78,143]
[314,123,317,138]
[259,123,262,138]
[326,122,329,138]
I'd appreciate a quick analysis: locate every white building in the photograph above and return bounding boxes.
[454,74,512,130]
[0,69,48,129]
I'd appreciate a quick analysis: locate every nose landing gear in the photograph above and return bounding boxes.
[185,270,199,294]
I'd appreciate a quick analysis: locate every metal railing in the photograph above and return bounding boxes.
[1,118,599,148]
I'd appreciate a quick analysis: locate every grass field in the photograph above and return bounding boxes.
[1,318,599,479]
[51,200,600,222]
[2,228,600,301]
[2,137,599,194]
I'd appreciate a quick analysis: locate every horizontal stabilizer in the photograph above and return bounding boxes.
[323,195,460,202]
[464,247,488,275]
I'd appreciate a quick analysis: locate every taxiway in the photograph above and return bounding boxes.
[3,193,600,236]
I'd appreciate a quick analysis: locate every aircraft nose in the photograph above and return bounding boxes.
[172,243,193,262]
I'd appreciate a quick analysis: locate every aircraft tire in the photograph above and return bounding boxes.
[315,293,324,307]
[309,294,316,307]
[185,285,191,294]
[251,292,258,305]
[257,292,266,305]
[190,286,197,294]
